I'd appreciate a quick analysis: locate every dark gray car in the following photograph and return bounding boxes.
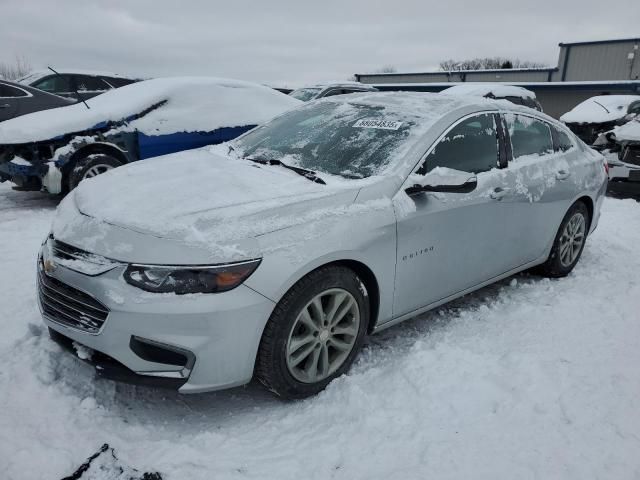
[17,70,139,99]
[0,80,74,122]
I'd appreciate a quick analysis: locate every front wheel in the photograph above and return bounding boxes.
[537,201,590,278]
[256,266,369,399]
[68,153,123,191]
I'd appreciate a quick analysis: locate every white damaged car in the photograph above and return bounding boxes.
[39,93,607,399]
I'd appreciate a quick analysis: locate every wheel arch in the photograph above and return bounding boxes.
[575,195,594,230]
[68,142,129,167]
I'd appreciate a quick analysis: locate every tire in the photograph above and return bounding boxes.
[256,266,369,399]
[536,201,590,278]
[68,153,123,191]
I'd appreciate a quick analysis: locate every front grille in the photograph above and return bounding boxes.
[37,263,109,334]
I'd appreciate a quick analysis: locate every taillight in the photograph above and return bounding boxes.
[603,160,609,175]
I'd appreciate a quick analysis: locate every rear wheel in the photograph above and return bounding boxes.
[256,266,369,399]
[68,153,123,191]
[537,201,590,277]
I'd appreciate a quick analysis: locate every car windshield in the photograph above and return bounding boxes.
[233,100,419,178]
[289,88,322,102]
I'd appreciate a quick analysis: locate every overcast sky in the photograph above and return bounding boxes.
[1,0,638,87]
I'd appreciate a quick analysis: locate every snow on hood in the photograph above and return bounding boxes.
[612,119,640,142]
[560,95,640,124]
[54,147,362,259]
[0,77,301,145]
[440,84,536,99]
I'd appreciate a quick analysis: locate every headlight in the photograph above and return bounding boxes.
[123,259,261,294]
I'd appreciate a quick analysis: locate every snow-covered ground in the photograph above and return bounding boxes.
[0,181,639,480]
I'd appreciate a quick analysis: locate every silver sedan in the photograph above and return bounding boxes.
[39,93,608,398]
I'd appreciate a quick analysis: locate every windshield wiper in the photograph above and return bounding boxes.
[246,157,326,184]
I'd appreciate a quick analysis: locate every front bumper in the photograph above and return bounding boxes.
[37,246,275,393]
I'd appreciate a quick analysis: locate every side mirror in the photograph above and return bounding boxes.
[405,167,478,195]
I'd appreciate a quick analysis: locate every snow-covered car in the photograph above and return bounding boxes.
[1,79,75,122]
[440,84,543,111]
[561,95,640,145]
[0,77,301,193]
[40,92,607,399]
[17,69,139,99]
[594,118,640,184]
[289,82,377,101]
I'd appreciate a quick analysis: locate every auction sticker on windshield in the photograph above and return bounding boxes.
[353,119,403,130]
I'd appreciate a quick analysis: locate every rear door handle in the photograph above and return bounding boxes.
[490,187,509,200]
[556,170,571,180]
[0,104,10,109]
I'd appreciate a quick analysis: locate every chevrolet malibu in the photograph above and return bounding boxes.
[39,92,608,399]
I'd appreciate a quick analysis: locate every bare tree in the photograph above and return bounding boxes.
[0,55,32,81]
[374,65,397,74]
[439,57,547,71]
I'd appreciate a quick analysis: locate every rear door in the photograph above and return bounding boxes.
[501,113,577,263]
[393,112,524,317]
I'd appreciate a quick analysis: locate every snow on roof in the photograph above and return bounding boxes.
[17,69,138,85]
[560,95,640,124]
[440,83,536,99]
[612,119,640,142]
[0,77,302,144]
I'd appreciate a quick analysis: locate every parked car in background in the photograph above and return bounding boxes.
[289,82,377,101]
[440,83,543,111]
[17,69,140,99]
[0,77,301,193]
[593,118,640,185]
[40,93,607,399]
[561,95,640,145]
[1,79,74,122]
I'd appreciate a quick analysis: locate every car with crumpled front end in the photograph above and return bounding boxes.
[0,77,300,193]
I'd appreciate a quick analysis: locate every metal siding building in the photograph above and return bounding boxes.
[355,38,640,117]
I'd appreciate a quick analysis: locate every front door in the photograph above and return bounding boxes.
[392,112,522,318]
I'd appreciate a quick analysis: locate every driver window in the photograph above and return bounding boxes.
[416,113,498,175]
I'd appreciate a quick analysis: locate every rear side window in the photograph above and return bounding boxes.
[103,77,135,88]
[33,75,72,94]
[505,114,553,159]
[74,75,109,92]
[416,113,499,175]
[0,83,28,97]
[550,125,575,152]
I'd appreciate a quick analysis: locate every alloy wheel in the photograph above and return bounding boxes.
[559,212,586,267]
[83,164,114,179]
[286,288,360,383]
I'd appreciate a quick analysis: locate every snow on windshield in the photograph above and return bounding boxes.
[233,93,475,179]
[289,88,322,101]
[0,77,301,144]
[560,95,640,124]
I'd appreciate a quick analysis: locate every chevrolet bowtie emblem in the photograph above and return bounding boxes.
[44,259,57,274]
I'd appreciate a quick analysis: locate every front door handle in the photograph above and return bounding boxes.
[490,187,508,200]
[0,104,10,109]
[556,170,571,180]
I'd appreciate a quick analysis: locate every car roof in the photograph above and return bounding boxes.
[318,91,550,121]
[297,82,377,91]
[440,83,537,99]
[17,69,140,85]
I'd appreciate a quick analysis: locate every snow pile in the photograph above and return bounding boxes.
[0,77,301,144]
[1,182,640,479]
[612,118,640,142]
[560,95,640,124]
[440,83,536,99]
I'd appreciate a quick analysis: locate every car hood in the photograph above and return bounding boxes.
[53,148,362,263]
